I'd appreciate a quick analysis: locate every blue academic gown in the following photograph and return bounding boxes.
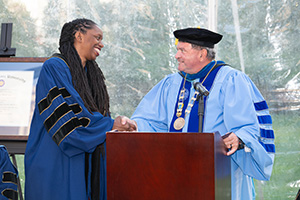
[0,145,18,200]
[25,56,113,200]
[131,60,275,200]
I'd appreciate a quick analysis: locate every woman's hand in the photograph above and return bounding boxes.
[112,116,137,132]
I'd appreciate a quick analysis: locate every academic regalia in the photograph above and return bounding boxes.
[25,56,113,200]
[131,60,275,200]
[0,145,18,200]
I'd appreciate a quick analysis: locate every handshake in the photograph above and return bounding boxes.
[112,116,137,132]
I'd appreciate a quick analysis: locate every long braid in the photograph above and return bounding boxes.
[86,60,110,116]
[58,18,110,116]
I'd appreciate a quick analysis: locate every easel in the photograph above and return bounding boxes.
[0,23,16,57]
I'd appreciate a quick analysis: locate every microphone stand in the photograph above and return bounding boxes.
[193,82,209,133]
[197,94,205,133]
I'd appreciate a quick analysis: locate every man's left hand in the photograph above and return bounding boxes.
[222,132,239,156]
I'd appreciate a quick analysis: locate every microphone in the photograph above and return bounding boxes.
[193,82,209,96]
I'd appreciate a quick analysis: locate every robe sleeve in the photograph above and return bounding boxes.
[131,76,173,132]
[221,71,275,181]
[35,57,114,157]
[0,145,18,199]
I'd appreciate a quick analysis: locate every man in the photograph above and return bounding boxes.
[131,27,275,199]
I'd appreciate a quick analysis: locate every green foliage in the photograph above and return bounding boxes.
[0,0,41,57]
[255,112,300,199]
[42,0,66,56]
[2,0,299,114]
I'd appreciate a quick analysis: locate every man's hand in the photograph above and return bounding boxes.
[112,116,137,132]
[222,132,239,156]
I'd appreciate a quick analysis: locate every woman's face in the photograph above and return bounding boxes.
[74,25,104,66]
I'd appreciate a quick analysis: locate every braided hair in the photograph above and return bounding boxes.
[58,18,110,116]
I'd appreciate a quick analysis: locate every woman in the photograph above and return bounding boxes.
[25,18,136,200]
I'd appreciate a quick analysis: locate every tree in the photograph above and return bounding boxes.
[0,0,41,57]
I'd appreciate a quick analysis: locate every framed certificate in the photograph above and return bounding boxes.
[0,57,47,136]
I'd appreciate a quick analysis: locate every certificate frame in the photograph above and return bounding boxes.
[0,57,47,137]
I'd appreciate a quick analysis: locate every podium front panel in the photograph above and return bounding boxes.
[106,132,231,200]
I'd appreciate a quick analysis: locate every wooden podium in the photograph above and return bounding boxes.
[106,132,231,200]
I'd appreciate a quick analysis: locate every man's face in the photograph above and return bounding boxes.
[175,42,202,74]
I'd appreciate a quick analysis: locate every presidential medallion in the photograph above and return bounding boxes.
[173,117,185,130]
